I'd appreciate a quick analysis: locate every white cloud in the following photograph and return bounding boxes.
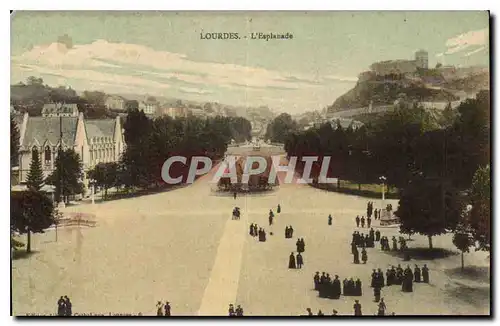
[179,87,213,95]
[464,45,487,57]
[11,40,325,91]
[443,28,488,56]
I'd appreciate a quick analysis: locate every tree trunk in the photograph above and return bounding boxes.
[358,182,361,191]
[26,229,31,253]
[428,235,433,249]
[461,252,464,271]
[105,187,108,200]
[337,178,340,190]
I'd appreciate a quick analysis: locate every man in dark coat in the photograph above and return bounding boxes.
[343,278,349,296]
[236,305,243,316]
[353,247,360,264]
[422,264,430,283]
[392,236,398,251]
[375,230,381,241]
[289,226,294,238]
[386,268,392,286]
[353,300,362,316]
[371,269,377,288]
[164,302,171,316]
[299,238,305,253]
[355,216,360,227]
[296,239,301,252]
[355,278,362,296]
[269,214,273,226]
[288,252,296,269]
[228,304,235,316]
[414,265,421,282]
[319,276,327,298]
[328,214,332,225]
[332,275,341,299]
[367,216,372,228]
[377,269,385,288]
[314,272,320,290]
[351,241,357,255]
[348,278,355,296]
[250,224,255,236]
[277,204,281,213]
[233,192,237,200]
[306,308,313,316]
[253,224,258,237]
[374,286,381,302]
[361,216,365,228]
[285,226,289,238]
[296,253,304,269]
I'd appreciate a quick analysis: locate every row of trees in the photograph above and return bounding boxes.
[88,111,252,195]
[280,91,490,254]
[10,108,252,253]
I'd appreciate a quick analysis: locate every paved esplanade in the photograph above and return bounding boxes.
[12,146,490,316]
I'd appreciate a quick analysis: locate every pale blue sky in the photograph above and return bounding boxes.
[11,11,489,113]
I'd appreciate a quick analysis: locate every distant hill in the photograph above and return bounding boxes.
[326,67,489,114]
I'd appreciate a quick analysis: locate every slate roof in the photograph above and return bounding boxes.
[85,119,116,140]
[22,116,78,148]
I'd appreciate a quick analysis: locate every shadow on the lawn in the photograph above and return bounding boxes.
[445,283,490,309]
[382,247,459,260]
[445,266,490,284]
[11,249,39,260]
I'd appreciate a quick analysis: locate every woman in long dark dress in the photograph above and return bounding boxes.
[57,296,65,316]
[288,252,296,269]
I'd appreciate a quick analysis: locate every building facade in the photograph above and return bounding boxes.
[139,101,157,115]
[415,50,429,69]
[42,103,79,117]
[370,50,428,76]
[16,107,125,192]
[105,95,126,111]
[158,107,189,119]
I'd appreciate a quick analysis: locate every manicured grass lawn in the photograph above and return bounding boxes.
[313,179,399,199]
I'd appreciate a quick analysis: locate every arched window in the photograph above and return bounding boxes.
[44,146,51,164]
[31,146,38,161]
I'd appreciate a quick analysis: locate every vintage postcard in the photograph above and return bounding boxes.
[10,11,491,317]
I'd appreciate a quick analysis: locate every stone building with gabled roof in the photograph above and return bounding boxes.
[41,103,79,117]
[15,111,125,192]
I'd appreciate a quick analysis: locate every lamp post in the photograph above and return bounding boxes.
[379,176,386,208]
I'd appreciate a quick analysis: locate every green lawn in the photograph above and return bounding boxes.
[313,179,399,199]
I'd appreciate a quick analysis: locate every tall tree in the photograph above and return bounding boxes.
[468,165,490,251]
[11,190,55,253]
[11,116,20,168]
[452,221,474,271]
[88,162,119,199]
[265,113,298,143]
[395,174,463,249]
[26,148,44,191]
[46,149,84,203]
